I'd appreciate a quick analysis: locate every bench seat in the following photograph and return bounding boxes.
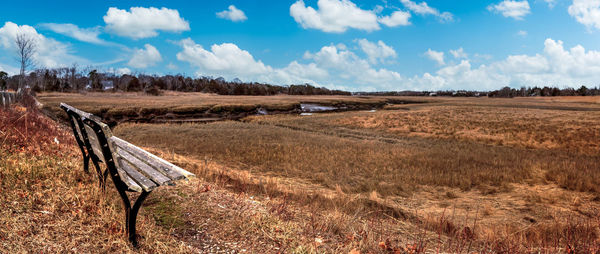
[111,136,194,192]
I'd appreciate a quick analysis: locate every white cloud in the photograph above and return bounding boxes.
[449,47,468,59]
[568,0,600,30]
[105,67,132,76]
[0,21,86,69]
[400,0,454,22]
[406,38,600,90]
[544,0,556,8]
[177,36,600,92]
[289,0,380,33]
[166,63,178,70]
[378,11,412,27]
[474,53,493,61]
[357,39,397,64]
[216,5,248,22]
[116,67,131,75]
[103,7,190,39]
[127,44,162,68]
[424,49,445,65]
[488,0,531,20]
[176,38,407,91]
[117,68,131,75]
[176,39,271,76]
[517,30,528,36]
[41,23,107,45]
[306,44,403,90]
[277,61,329,82]
[0,62,19,75]
[176,38,330,86]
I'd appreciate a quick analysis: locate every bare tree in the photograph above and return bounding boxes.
[15,33,36,92]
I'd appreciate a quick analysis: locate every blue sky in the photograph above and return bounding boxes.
[1,0,600,91]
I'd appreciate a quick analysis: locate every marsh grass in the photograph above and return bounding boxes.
[112,97,600,252]
[16,94,600,252]
[115,120,576,195]
[37,92,419,125]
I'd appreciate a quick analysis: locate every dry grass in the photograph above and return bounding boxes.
[110,96,600,252]
[37,92,424,125]
[115,121,540,195]
[9,95,600,252]
[1,102,432,253]
[337,104,600,153]
[0,105,191,252]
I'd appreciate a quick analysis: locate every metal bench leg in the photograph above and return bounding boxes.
[102,169,109,191]
[83,154,90,173]
[128,191,151,248]
[115,187,151,248]
[115,187,133,245]
[89,158,105,191]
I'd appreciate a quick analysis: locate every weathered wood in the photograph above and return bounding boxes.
[117,157,158,191]
[116,148,172,185]
[70,115,84,141]
[60,103,101,122]
[1,92,16,107]
[117,167,143,192]
[111,136,193,180]
[84,125,106,162]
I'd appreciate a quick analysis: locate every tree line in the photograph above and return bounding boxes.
[354,85,600,98]
[0,67,351,96]
[0,67,598,97]
[486,86,600,97]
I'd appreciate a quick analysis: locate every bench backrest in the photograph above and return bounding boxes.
[61,103,195,193]
[61,103,108,162]
[61,103,137,191]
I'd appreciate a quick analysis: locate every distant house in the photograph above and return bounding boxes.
[86,80,114,90]
[429,92,437,96]
[101,80,114,90]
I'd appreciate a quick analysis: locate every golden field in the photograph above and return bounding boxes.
[112,95,600,252]
[4,94,600,252]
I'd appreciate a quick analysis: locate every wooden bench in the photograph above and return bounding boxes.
[60,103,195,247]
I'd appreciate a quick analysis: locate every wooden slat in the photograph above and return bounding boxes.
[70,115,84,141]
[116,168,143,192]
[60,103,99,121]
[117,157,157,191]
[111,137,195,180]
[116,148,172,186]
[84,125,106,162]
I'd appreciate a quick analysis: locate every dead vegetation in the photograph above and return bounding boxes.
[111,96,600,252]
[37,92,424,125]
[5,95,600,252]
[0,105,191,252]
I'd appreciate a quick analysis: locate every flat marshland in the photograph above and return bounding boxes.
[38,92,423,125]
[5,93,600,252]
